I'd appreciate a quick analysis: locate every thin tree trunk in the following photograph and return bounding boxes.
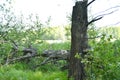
[68,1,88,80]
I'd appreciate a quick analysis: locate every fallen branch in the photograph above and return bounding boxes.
[33,50,70,68]
[5,54,41,65]
[42,50,70,59]
[5,40,38,65]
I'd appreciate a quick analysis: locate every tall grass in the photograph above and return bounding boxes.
[0,63,67,80]
[1,38,120,80]
[0,41,70,80]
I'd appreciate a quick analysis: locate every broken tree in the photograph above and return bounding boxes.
[68,0,102,80]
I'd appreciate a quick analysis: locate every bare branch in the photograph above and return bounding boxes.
[88,9,118,26]
[94,9,118,19]
[87,0,95,6]
[88,17,103,26]
[93,5,120,16]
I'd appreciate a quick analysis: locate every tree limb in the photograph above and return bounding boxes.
[5,54,41,65]
[33,50,70,69]
[95,9,118,18]
[87,0,95,7]
[88,9,118,26]
[87,17,103,26]
[93,5,120,16]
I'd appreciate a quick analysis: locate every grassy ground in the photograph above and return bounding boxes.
[1,40,120,80]
[0,64,67,80]
[0,42,70,80]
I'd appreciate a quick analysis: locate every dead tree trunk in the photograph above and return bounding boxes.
[68,1,89,80]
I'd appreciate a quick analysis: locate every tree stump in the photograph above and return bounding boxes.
[68,1,89,80]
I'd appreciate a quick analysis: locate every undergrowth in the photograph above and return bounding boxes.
[0,64,67,80]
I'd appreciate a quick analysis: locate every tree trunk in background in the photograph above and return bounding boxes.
[68,1,88,80]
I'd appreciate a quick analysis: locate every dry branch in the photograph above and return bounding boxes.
[5,54,40,65]
[5,40,38,65]
[87,0,95,7]
[34,50,70,68]
[93,6,120,16]
[87,17,103,26]
[88,9,118,26]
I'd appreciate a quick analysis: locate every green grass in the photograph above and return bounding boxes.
[0,64,67,80]
[0,41,70,80]
[1,39,120,80]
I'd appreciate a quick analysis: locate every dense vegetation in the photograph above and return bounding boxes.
[0,0,120,80]
[0,25,120,80]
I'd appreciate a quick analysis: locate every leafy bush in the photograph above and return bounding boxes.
[85,34,120,80]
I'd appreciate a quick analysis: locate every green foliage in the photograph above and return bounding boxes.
[88,25,98,39]
[1,1,120,79]
[75,53,81,59]
[85,34,120,80]
[1,30,120,80]
[65,25,71,40]
[39,26,67,40]
[98,26,120,39]
[0,38,69,80]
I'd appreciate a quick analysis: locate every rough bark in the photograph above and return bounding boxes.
[42,50,70,59]
[34,50,70,69]
[40,50,69,65]
[68,1,88,80]
[5,54,40,65]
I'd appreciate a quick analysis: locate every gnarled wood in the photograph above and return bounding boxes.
[34,50,70,69]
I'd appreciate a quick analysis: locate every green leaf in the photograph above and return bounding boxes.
[75,53,81,59]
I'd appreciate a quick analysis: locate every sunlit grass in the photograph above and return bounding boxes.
[0,65,67,80]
